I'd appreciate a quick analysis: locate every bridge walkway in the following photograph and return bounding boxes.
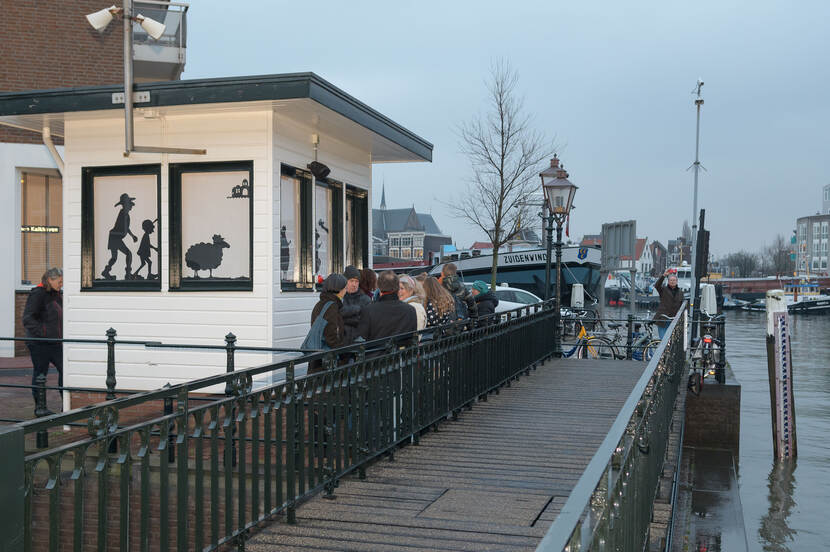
[248,358,647,551]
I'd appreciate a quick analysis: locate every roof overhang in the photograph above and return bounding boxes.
[0,72,432,163]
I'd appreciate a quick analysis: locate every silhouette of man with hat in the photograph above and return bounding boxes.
[102,193,138,280]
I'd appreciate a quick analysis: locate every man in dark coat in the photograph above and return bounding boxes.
[356,271,417,343]
[471,280,499,325]
[309,273,349,373]
[341,265,370,341]
[653,268,685,339]
[440,263,477,320]
[23,268,64,413]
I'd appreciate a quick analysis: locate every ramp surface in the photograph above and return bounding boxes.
[249,358,646,551]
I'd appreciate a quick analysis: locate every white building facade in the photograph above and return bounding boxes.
[0,73,432,396]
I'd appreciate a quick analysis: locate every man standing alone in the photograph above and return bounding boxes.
[653,268,685,339]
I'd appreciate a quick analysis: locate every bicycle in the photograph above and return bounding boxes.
[561,318,619,360]
[689,313,724,394]
[601,318,663,361]
[561,304,599,337]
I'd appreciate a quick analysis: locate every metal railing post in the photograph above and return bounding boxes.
[626,314,634,360]
[34,373,49,448]
[224,333,238,468]
[106,327,117,400]
[224,333,236,395]
[285,361,297,524]
[163,383,175,463]
[0,426,24,551]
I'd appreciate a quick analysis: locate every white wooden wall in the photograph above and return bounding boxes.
[61,105,375,393]
[63,110,274,392]
[270,112,371,350]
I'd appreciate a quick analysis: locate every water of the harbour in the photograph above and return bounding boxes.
[724,309,830,551]
[607,306,829,550]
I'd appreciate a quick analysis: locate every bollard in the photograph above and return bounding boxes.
[105,328,117,400]
[163,383,175,463]
[626,314,634,360]
[34,373,49,448]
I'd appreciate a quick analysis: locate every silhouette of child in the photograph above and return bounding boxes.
[136,219,158,279]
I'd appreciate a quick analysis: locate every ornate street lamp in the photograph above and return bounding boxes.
[540,155,577,358]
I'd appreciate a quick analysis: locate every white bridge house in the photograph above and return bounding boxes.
[0,73,432,398]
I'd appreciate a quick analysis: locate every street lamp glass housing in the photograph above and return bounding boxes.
[542,179,577,216]
[86,6,117,31]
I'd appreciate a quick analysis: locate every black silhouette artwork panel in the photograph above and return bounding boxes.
[81,165,161,290]
[170,162,253,291]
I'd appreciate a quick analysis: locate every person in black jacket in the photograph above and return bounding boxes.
[356,271,417,343]
[309,273,349,374]
[653,268,685,339]
[440,263,477,320]
[22,268,63,411]
[471,280,499,325]
[340,265,370,341]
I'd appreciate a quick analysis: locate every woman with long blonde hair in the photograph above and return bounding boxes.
[398,274,426,330]
[422,276,455,327]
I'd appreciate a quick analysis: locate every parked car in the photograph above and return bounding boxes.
[463,283,543,314]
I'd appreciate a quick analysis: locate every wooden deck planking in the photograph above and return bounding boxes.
[248,358,645,551]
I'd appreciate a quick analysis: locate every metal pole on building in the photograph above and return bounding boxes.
[689,80,704,330]
[123,0,134,157]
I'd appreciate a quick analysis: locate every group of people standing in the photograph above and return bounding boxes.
[306,263,500,371]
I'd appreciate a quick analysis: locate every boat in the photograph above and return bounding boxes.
[741,279,830,314]
[427,246,602,307]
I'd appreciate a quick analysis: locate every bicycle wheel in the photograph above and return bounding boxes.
[641,339,662,362]
[578,336,618,360]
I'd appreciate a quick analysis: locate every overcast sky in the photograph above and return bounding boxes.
[184,0,829,257]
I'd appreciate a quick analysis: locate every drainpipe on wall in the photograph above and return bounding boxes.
[42,126,64,176]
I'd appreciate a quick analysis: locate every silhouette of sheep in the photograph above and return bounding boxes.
[185,234,230,278]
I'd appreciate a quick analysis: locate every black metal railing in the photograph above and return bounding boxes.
[536,303,688,551]
[0,301,556,552]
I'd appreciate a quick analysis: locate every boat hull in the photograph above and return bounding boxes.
[428,246,602,306]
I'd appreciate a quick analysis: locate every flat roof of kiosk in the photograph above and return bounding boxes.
[0,72,433,163]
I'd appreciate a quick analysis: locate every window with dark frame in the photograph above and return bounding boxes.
[81,164,162,291]
[280,165,367,291]
[169,161,253,291]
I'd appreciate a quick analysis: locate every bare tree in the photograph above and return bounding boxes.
[764,234,795,275]
[725,251,759,277]
[450,60,555,288]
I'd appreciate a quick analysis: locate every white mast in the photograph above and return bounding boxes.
[689,80,704,319]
